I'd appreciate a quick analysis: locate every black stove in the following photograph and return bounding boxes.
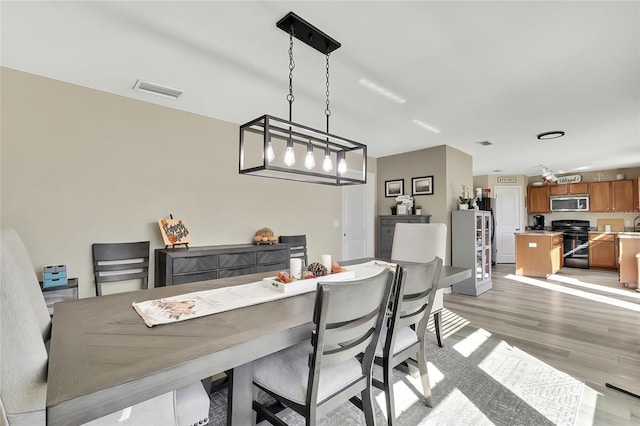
[551,220,590,269]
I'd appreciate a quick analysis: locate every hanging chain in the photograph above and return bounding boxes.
[287,26,295,122]
[325,53,331,134]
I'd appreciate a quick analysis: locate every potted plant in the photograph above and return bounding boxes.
[415,205,422,215]
[458,196,469,210]
[459,185,471,210]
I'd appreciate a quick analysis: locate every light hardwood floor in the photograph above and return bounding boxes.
[441,264,640,425]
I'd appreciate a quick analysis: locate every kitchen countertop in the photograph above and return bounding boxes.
[617,232,640,239]
[589,231,640,238]
[516,231,563,236]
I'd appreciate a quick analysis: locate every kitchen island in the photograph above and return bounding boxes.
[515,231,564,278]
[618,232,640,289]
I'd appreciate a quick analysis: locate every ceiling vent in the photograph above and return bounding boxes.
[133,80,183,99]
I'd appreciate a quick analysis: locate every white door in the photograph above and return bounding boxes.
[494,185,523,263]
[342,172,375,260]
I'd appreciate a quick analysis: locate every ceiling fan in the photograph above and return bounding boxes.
[540,165,558,183]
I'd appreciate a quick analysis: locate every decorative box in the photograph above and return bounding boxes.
[262,270,355,293]
[43,264,68,288]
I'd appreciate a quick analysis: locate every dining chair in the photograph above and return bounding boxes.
[0,228,210,426]
[92,241,150,296]
[278,235,308,266]
[390,222,447,347]
[251,267,395,425]
[373,258,443,425]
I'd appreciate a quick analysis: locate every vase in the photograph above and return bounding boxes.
[459,203,468,211]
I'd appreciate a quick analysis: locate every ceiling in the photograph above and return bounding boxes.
[2,1,639,176]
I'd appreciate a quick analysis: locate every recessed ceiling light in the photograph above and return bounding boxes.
[476,141,493,146]
[358,78,406,104]
[537,131,565,140]
[492,169,502,173]
[133,79,183,99]
[412,119,441,134]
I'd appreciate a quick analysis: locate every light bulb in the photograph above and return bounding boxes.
[337,155,347,175]
[266,141,275,162]
[304,144,315,170]
[283,140,295,166]
[322,147,333,173]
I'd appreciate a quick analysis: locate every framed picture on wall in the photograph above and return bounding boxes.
[412,176,434,195]
[385,179,404,197]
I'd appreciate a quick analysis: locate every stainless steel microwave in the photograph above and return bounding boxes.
[550,195,589,212]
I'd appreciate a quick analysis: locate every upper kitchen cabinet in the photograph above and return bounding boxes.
[589,180,634,212]
[548,183,589,196]
[527,185,550,213]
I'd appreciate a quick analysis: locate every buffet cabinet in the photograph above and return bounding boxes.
[155,244,290,286]
[377,215,431,259]
[451,210,492,296]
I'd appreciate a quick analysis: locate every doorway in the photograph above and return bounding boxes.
[494,185,523,263]
[341,172,375,260]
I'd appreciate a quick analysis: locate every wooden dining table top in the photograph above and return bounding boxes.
[46,258,470,425]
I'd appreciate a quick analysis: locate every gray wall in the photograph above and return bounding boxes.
[1,68,346,297]
[376,145,473,265]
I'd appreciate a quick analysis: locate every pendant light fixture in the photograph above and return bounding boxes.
[239,12,367,186]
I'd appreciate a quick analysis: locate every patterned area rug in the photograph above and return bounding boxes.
[207,325,583,425]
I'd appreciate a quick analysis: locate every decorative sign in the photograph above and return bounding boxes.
[556,175,582,184]
[496,177,517,183]
[158,218,191,247]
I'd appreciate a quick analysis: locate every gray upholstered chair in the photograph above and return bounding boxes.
[251,268,395,425]
[278,235,308,266]
[373,259,443,425]
[0,228,210,426]
[92,241,150,296]
[391,223,447,346]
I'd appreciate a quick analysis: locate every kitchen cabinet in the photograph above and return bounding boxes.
[588,232,618,269]
[527,185,550,213]
[377,215,431,259]
[515,232,563,278]
[549,182,589,196]
[589,180,634,212]
[451,210,492,296]
[155,244,290,286]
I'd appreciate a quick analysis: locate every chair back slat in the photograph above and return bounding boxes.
[321,309,378,346]
[322,330,375,366]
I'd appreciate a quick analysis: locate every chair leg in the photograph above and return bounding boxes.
[383,358,396,426]
[434,311,443,347]
[361,384,376,426]
[417,345,433,407]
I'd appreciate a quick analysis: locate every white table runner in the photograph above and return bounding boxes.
[132,260,390,327]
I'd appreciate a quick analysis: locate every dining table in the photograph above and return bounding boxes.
[46,258,471,426]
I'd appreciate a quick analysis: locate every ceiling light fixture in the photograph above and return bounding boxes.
[239,12,367,186]
[359,79,407,104]
[412,119,441,134]
[537,131,565,140]
[132,79,183,99]
[476,141,493,146]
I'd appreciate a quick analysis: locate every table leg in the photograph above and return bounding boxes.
[227,363,255,426]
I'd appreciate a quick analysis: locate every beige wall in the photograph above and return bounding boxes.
[1,68,345,297]
[376,145,473,265]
